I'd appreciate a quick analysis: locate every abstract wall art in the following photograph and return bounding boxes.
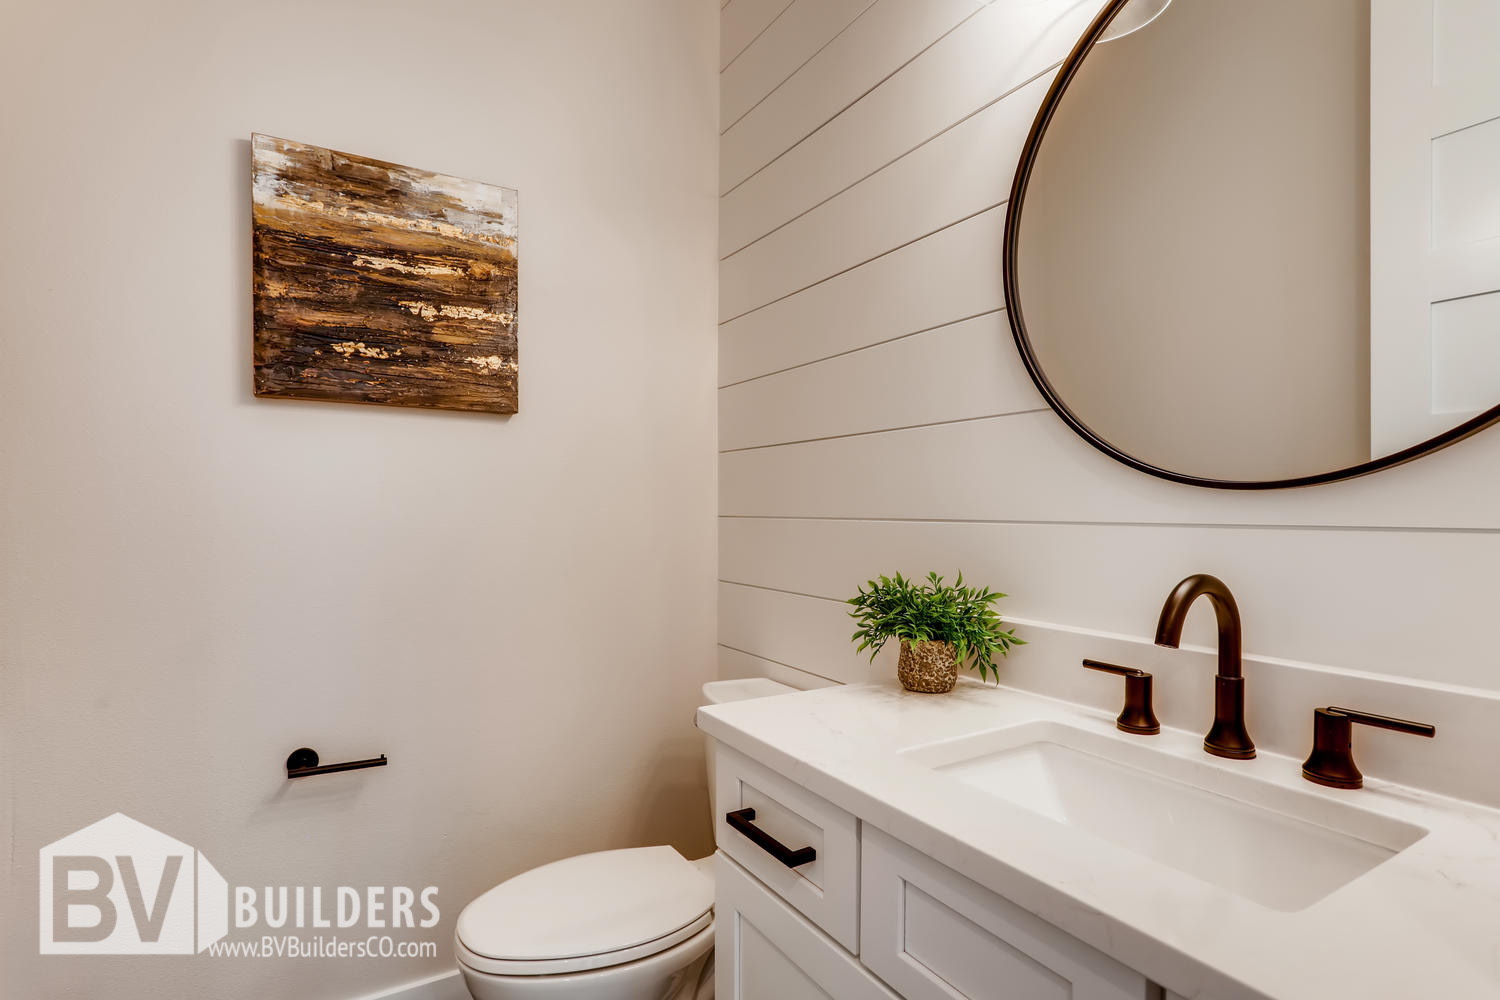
[251,134,519,414]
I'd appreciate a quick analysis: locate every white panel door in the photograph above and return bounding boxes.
[861,826,1151,1000]
[1370,0,1500,453]
[715,852,899,1000]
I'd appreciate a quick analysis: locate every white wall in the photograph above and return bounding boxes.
[717,0,1500,803]
[0,2,718,997]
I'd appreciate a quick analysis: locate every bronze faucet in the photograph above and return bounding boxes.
[1154,574,1256,760]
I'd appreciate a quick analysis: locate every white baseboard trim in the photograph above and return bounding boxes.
[352,969,466,1000]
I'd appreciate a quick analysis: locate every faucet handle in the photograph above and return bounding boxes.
[1082,659,1160,735]
[1302,706,1436,789]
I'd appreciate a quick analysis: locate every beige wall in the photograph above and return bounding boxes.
[0,2,717,997]
[716,0,1500,800]
[1022,0,1371,482]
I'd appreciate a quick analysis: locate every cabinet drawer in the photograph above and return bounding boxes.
[716,852,897,1000]
[713,743,859,951]
[861,826,1151,1000]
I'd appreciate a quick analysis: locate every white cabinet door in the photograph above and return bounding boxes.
[716,852,898,1000]
[861,827,1151,1000]
[714,743,860,951]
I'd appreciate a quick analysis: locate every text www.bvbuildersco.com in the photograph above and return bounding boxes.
[206,936,438,958]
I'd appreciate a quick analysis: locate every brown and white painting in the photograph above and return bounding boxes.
[251,134,518,414]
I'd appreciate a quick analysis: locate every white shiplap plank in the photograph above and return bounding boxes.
[719,406,1500,530]
[720,72,1049,321]
[717,582,1500,809]
[718,644,839,690]
[721,0,1094,256]
[719,516,1500,691]
[722,0,877,131]
[722,0,796,71]
[719,581,894,685]
[719,312,1041,451]
[717,0,1500,813]
[719,207,1006,386]
[721,0,981,194]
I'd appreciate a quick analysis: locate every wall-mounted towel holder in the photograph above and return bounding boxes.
[286,747,388,779]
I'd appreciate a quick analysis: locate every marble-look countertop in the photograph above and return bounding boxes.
[697,678,1500,1000]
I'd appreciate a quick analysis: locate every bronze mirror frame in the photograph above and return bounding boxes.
[1003,0,1500,490]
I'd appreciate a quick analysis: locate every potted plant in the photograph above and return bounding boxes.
[847,572,1023,693]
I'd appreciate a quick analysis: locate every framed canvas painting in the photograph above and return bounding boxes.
[251,134,518,414]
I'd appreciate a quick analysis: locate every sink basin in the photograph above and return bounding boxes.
[902,722,1427,911]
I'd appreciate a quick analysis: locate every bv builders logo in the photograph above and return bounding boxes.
[40,813,228,954]
[41,813,439,958]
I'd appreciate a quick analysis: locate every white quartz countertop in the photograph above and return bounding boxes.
[697,678,1500,1000]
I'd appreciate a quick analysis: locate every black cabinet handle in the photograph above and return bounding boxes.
[725,808,816,868]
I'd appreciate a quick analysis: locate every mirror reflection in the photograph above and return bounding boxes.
[1015,0,1500,483]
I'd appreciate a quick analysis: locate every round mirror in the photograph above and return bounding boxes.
[1007,0,1500,489]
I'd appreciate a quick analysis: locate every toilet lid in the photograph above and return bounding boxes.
[456,846,713,965]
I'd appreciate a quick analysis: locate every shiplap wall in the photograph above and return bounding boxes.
[716,0,1500,798]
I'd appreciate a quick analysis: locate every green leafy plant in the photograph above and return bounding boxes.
[847,572,1024,684]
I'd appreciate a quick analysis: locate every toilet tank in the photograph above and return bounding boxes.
[701,679,796,836]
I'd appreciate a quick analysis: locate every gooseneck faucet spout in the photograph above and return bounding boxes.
[1155,574,1256,760]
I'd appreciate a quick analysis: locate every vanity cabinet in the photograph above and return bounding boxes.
[861,827,1150,1000]
[716,852,899,1000]
[714,743,860,951]
[714,740,1162,1000]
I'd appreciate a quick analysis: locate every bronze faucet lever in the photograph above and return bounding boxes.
[1302,707,1436,789]
[1154,574,1255,760]
[1083,660,1160,734]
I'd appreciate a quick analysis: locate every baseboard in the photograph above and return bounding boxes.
[352,970,466,1000]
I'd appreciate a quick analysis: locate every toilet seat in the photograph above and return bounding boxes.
[456,910,712,977]
[456,846,714,977]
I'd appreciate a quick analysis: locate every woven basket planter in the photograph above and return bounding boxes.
[897,639,959,693]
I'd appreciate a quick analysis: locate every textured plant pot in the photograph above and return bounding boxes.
[897,640,959,693]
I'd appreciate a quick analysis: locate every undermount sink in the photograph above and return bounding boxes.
[902,722,1427,911]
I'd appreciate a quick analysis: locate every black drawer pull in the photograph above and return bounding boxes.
[725,807,817,868]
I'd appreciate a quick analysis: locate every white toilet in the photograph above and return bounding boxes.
[455,678,795,1000]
